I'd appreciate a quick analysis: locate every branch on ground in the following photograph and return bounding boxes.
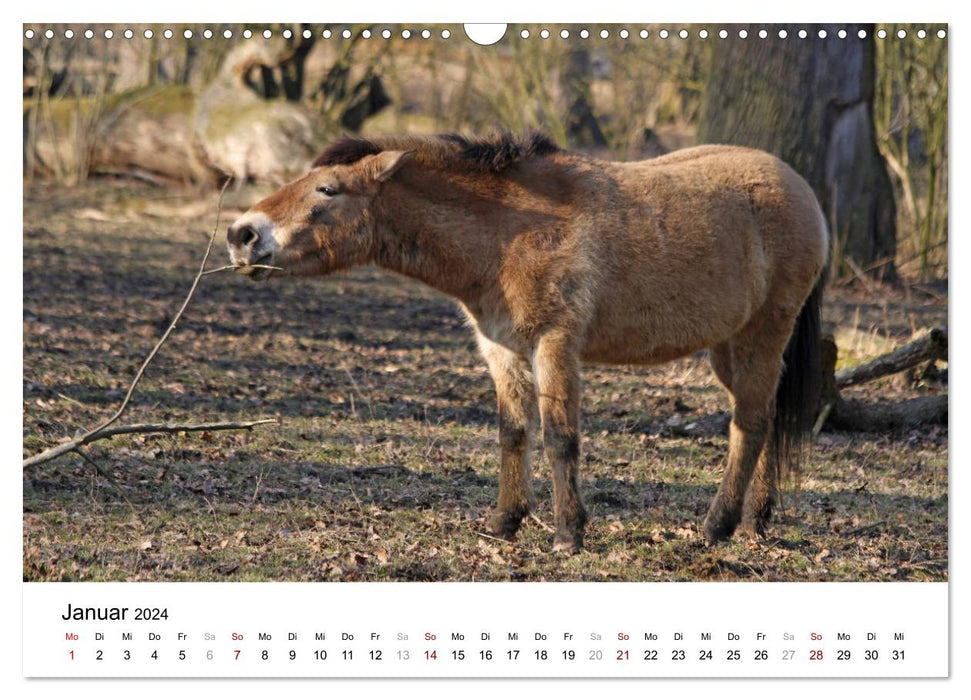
[23,179,278,469]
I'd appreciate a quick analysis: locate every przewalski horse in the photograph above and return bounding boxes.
[227,132,827,553]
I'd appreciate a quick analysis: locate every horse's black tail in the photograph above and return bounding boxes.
[773,278,824,480]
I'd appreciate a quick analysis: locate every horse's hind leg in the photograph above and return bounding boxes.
[703,327,788,544]
[740,409,779,536]
[479,335,538,539]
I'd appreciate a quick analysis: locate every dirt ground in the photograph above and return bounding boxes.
[23,180,948,582]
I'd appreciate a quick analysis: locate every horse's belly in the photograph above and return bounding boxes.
[580,296,753,365]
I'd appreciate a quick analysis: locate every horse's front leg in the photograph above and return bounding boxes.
[479,335,538,540]
[533,331,587,553]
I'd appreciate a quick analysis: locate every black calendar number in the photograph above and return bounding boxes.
[837,649,851,661]
[727,649,741,661]
[672,649,685,661]
[371,650,384,661]
[178,650,186,661]
[134,607,168,621]
[699,649,712,661]
[865,649,879,661]
[562,650,575,661]
[480,650,492,660]
[314,649,328,661]
[261,650,269,660]
[289,650,297,661]
[893,650,905,661]
[123,650,131,661]
[754,649,768,661]
[643,649,658,661]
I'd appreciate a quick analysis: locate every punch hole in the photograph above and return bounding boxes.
[698,29,708,39]
[858,29,867,39]
[402,29,411,39]
[838,29,847,39]
[620,29,629,39]
[600,29,609,39]
[302,29,311,39]
[719,29,728,39]
[659,29,669,39]
[382,29,391,39]
[678,29,688,39]
[640,29,649,39]
[778,29,788,39]
[738,29,747,39]
[877,29,887,39]
[441,29,450,39]
[464,24,506,45]
[798,29,807,39]
[282,29,292,39]
[362,29,372,39]
[540,29,550,40]
[897,29,907,39]
[322,29,332,38]
[937,29,946,39]
[164,29,173,39]
[818,29,827,39]
[45,29,54,39]
[342,29,351,39]
[203,29,213,39]
[24,29,34,39]
[520,29,530,39]
[560,29,569,39]
[758,29,768,39]
[223,29,232,39]
[105,29,114,39]
[580,29,589,39]
[85,29,94,39]
[124,29,134,39]
[422,29,431,39]
[917,29,927,39]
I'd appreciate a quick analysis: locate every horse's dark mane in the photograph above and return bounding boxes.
[313,131,562,173]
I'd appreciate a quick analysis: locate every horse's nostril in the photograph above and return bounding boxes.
[240,226,259,247]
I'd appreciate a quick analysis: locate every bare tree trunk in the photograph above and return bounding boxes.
[698,24,897,282]
[560,48,607,149]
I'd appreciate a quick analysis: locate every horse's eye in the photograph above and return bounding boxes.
[317,185,338,197]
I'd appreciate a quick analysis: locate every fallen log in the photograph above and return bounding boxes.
[818,332,947,433]
[835,328,947,388]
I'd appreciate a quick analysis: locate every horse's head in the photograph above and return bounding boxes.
[226,149,412,279]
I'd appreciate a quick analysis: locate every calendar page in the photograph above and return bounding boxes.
[20,5,952,688]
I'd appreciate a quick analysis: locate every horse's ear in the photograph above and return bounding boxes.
[368,150,414,183]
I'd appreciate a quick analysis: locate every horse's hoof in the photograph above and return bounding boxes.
[552,533,582,555]
[738,518,768,538]
[702,517,737,545]
[486,511,524,540]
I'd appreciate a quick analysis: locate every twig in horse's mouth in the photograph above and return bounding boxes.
[200,264,285,277]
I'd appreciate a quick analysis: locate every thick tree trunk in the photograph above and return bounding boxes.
[698,24,897,281]
[560,48,607,149]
